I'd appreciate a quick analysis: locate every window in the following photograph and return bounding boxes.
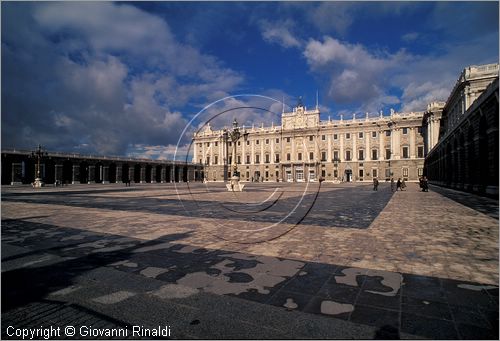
[286,137,291,143]
[334,170,338,177]
[309,136,314,141]
[206,157,210,165]
[246,140,250,145]
[402,146,409,159]
[246,155,250,164]
[385,169,391,178]
[309,152,314,160]
[372,149,378,160]
[417,127,423,134]
[228,156,232,164]
[214,156,218,164]
[358,149,364,161]
[256,140,259,145]
[346,133,351,139]
[321,151,326,161]
[321,135,326,141]
[255,154,260,164]
[206,142,210,147]
[359,169,364,177]
[373,169,378,178]
[215,141,218,146]
[237,141,240,146]
[417,146,424,158]
[228,142,232,146]
[359,132,363,139]
[386,130,391,136]
[298,153,302,161]
[321,170,326,177]
[237,155,241,164]
[286,153,291,161]
[199,159,202,164]
[333,134,338,140]
[265,139,269,144]
[265,154,270,163]
[333,150,339,160]
[275,154,280,163]
[403,168,409,177]
[372,131,377,138]
[345,150,351,161]
[276,138,279,143]
[402,127,408,134]
[265,171,269,179]
[418,168,423,176]
[386,149,391,160]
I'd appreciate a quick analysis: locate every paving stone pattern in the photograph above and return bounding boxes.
[1,182,498,339]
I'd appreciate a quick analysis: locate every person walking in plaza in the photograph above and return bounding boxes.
[396,178,402,191]
[390,177,395,192]
[401,179,407,191]
[422,176,429,192]
[373,177,379,191]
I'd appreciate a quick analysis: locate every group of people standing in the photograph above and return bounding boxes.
[372,176,428,192]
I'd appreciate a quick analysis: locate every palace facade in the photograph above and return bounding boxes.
[193,102,426,183]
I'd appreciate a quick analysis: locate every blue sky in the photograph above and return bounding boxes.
[2,1,498,159]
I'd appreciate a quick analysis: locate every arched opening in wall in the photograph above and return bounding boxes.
[458,132,465,187]
[183,166,188,182]
[63,160,73,185]
[109,163,117,183]
[478,115,488,191]
[467,125,475,189]
[445,143,452,186]
[174,166,180,182]
[155,165,162,182]
[44,158,56,184]
[134,164,141,183]
[145,165,152,183]
[25,159,36,184]
[80,161,88,183]
[122,164,129,183]
[452,138,459,186]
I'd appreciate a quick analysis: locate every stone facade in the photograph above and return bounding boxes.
[193,104,426,183]
[424,75,499,197]
[1,150,203,185]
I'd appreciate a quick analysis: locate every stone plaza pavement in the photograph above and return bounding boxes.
[1,182,498,339]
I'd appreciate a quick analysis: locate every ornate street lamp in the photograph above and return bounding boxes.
[30,144,48,188]
[220,118,248,191]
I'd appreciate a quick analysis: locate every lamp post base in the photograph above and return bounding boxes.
[33,178,45,188]
[226,175,245,192]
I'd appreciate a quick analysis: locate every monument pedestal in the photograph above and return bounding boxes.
[226,176,245,192]
[33,178,45,188]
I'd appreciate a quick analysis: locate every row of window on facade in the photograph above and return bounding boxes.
[200,146,425,165]
[198,127,423,148]
[212,166,423,181]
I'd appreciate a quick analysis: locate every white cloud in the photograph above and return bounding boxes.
[259,19,302,48]
[402,32,419,42]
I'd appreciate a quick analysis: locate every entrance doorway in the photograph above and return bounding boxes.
[308,170,316,182]
[296,169,304,182]
[345,169,352,182]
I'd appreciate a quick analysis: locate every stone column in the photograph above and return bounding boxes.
[55,164,63,184]
[410,127,416,158]
[365,132,370,160]
[251,140,255,164]
[291,137,295,162]
[271,137,275,164]
[139,165,146,183]
[11,163,22,185]
[102,165,109,184]
[242,139,246,165]
[116,165,122,183]
[151,166,156,183]
[379,130,385,160]
[72,165,80,184]
[327,134,332,162]
[160,166,166,183]
[193,142,197,163]
[88,165,95,184]
[210,143,214,166]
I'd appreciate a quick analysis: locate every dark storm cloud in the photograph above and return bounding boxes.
[1,2,242,156]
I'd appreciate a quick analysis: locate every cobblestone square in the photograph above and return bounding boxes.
[2,182,498,339]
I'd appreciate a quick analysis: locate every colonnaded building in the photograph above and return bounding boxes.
[193,101,426,183]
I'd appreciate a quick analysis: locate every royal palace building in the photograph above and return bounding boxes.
[193,101,426,183]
